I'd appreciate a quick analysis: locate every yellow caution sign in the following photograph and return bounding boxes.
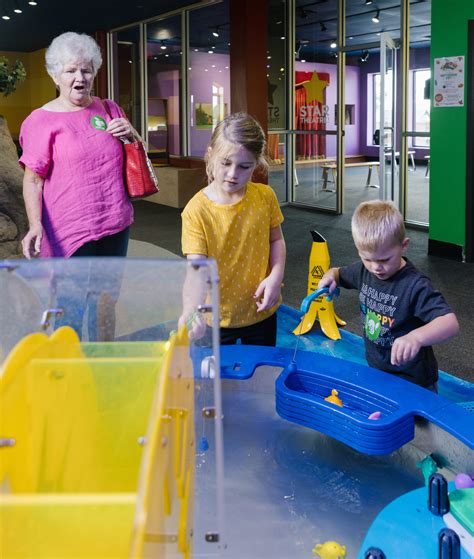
[293,230,346,340]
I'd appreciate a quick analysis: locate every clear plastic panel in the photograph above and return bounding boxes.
[0,258,225,558]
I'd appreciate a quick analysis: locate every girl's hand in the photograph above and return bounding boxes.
[106,117,134,140]
[254,276,281,312]
[178,311,207,341]
[21,224,43,259]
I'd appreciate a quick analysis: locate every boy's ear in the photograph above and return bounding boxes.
[402,237,410,251]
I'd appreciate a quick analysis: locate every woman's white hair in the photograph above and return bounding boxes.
[45,32,103,79]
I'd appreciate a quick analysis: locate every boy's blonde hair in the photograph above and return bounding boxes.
[205,112,268,182]
[351,200,406,251]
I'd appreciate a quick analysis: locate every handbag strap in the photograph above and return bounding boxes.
[101,98,113,120]
[101,99,133,144]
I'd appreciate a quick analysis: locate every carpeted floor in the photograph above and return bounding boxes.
[130,200,474,383]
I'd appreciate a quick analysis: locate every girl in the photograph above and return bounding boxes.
[181,112,286,346]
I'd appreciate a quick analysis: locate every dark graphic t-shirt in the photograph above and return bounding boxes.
[339,259,453,386]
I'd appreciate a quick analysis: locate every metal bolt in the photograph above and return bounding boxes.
[137,436,147,446]
[205,533,219,543]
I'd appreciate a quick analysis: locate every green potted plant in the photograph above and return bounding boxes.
[0,56,26,96]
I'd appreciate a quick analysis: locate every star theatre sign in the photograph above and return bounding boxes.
[300,104,329,124]
[299,71,330,125]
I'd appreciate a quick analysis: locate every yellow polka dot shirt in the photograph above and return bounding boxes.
[182,182,284,328]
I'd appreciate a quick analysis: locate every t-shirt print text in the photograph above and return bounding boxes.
[360,283,398,343]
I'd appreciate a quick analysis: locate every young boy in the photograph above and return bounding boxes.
[318,200,459,390]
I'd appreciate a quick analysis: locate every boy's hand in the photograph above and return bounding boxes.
[391,332,422,366]
[318,268,339,293]
[254,276,281,312]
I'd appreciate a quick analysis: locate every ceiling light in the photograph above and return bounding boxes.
[28,1,38,5]
[13,1,22,13]
[365,0,373,4]
[2,14,10,19]
[330,41,337,49]
[360,50,370,62]
[160,41,167,50]
[320,22,327,32]
[372,9,380,23]
[212,27,219,38]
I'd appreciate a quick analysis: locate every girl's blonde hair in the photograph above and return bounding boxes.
[205,112,268,181]
[351,200,406,251]
[45,32,103,79]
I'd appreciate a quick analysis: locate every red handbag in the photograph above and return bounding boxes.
[102,100,159,199]
[122,138,159,199]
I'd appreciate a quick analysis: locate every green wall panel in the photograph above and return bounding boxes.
[430,0,474,247]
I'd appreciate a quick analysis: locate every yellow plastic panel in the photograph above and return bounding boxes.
[132,326,195,559]
[1,325,195,559]
[0,494,135,559]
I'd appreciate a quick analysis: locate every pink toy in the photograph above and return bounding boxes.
[368,411,381,420]
[454,473,474,489]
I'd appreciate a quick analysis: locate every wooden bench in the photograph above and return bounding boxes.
[321,161,380,192]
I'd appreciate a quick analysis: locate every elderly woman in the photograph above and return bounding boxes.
[20,31,136,259]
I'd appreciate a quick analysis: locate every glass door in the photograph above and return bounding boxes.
[291,0,340,212]
[379,32,397,203]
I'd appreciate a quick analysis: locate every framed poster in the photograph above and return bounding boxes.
[434,56,465,107]
[195,103,213,129]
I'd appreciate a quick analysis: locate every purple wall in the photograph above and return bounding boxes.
[148,67,181,155]
[147,47,429,161]
[188,52,231,157]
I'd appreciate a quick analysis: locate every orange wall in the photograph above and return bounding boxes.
[0,49,55,137]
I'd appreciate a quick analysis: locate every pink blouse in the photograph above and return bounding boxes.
[19,97,133,257]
